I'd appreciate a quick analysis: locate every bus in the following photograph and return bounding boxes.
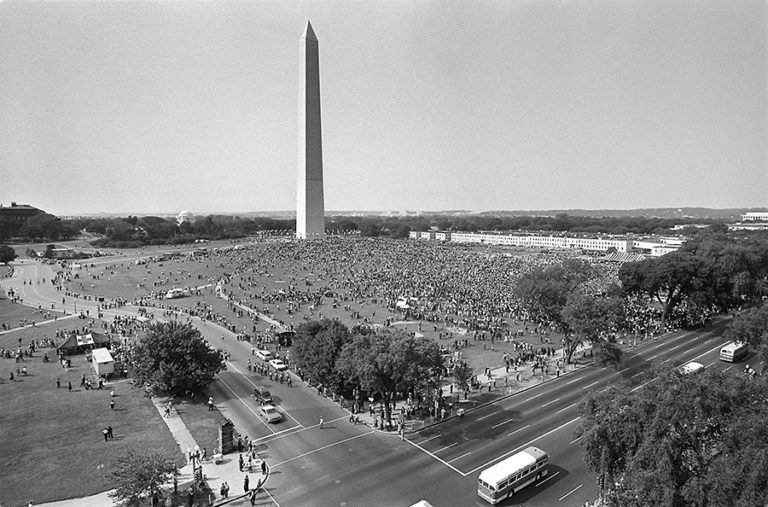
[720,342,748,362]
[477,446,549,504]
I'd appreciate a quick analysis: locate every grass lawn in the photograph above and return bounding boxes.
[0,297,65,332]
[0,348,185,506]
[60,241,568,380]
[174,395,229,457]
[0,315,99,352]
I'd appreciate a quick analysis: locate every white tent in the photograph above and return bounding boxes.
[91,347,115,376]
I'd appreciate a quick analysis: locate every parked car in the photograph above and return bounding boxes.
[269,359,287,371]
[255,350,274,361]
[254,386,273,404]
[259,405,283,423]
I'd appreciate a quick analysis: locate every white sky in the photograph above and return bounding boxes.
[0,0,766,215]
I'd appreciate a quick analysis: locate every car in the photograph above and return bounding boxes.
[258,405,283,423]
[254,350,274,361]
[269,359,287,371]
[254,386,273,404]
[679,361,705,374]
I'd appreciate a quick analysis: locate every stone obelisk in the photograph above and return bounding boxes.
[296,20,326,240]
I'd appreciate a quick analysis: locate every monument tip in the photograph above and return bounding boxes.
[302,20,317,41]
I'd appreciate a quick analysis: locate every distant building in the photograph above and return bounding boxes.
[177,211,196,225]
[741,212,768,222]
[0,202,43,222]
[409,231,682,257]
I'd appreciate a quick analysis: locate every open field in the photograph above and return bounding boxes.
[0,297,65,332]
[0,314,96,351]
[0,343,185,505]
[60,239,567,378]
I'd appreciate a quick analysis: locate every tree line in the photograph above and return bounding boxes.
[0,213,77,242]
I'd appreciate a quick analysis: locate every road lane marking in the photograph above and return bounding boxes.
[406,438,465,476]
[569,436,582,444]
[556,402,580,414]
[582,381,599,390]
[690,343,724,362]
[599,386,610,393]
[507,424,530,436]
[631,370,646,379]
[559,484,583,501]
[271,430,375,468]
[433,442,458,454]
[523,391,546,402]
[464,416,581,476]
[492,418,516,429]
[631,377,657,392]
[535,470,560,487]
[706,361,715,368]
[216,375,276,433]
[227,362,304,428]
[419,434,442,444]
[447,451,471,463]
[477,411,499,421]
[541,397,561,407]
[724,365,733,372]
[565,377,581,385]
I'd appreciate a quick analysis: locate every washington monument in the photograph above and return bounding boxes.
[296,20,326,240]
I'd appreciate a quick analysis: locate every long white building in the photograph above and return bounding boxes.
[409,230,681,256]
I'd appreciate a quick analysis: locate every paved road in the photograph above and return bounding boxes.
[2,260,748,507]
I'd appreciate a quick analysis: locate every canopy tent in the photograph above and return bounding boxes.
[57,331,111,356]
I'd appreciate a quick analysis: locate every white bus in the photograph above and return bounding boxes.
[477,446,549,504]
[720,342,748,362]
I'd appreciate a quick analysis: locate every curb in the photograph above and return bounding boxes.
[404,360,595,435]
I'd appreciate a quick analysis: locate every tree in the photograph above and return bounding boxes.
[561,293,624,368]
[452,362,474,396]
[43,244,55,259]
[336,329,443,426]
[725,303,768,350]
[578,369,768,506]
[293,319,351,392]
[130,321,226,395]
[108,450,177,505]
[618,251,703,328]
[514,259,595,364]
[0,244,16,264]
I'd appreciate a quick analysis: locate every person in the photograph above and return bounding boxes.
[110,400,115,410]
[56,377,61,388]
[261,460,267,474]
[107,426,113,439]
[208,396,214,411]
[220,481,229,498]
[103,428,109,441]
[68,380,72,391]
[186,487,194,507]
[243,474,250,493]
[319,417,324,429]
[239,453,244,471]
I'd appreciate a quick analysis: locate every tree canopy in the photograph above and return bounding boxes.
[578,369,768,506]
[0,244,16,264]
[130,321,226,395]
[108,450,177,505]
[292,319,352,392]
[514,259,611,365]
[336,328,444,424]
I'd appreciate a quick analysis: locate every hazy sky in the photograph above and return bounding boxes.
[1,0,766,215]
